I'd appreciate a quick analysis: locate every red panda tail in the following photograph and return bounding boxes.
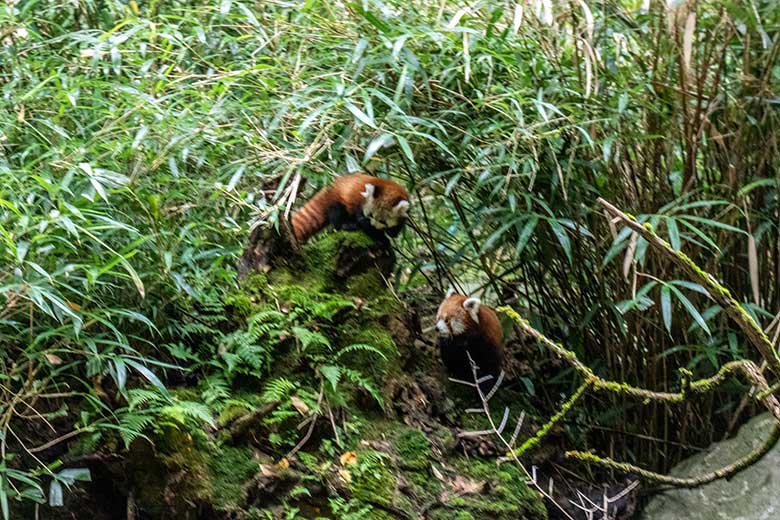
[291,187,334,242]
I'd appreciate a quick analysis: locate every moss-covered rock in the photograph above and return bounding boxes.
[337,421,546,520]
[206,446,261,511]
[429,459,548,520]
[395,428,432,471]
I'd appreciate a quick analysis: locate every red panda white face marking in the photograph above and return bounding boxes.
[361,183,409,230]
[436,295,481,337]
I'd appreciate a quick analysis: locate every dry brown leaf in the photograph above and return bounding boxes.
[512,3,523,34]
[450,475,486,495]
[748,234,759,305]
[339,451,357,466]
[45,353,63,365]
[259,464,277,478]
[338,468,352,483]
[682,12,696,78]
[66,300,82,311]
[623,232,638,280]
[290,395,310,415]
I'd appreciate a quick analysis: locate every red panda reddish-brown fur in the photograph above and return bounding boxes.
[291,174,409,243]
[435,292,504,389]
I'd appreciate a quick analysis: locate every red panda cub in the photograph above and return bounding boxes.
[435,289,504,392]
[291,174,410,244]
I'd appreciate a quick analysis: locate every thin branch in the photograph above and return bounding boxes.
[499,306,780,421]
[597,197,780,379]
[566,421,780,488]
[510,381,590,457]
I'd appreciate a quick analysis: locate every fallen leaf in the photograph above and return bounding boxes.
[259,464,277,478]
[45,353,63,365]
[291,395,310,415]
[338,468,352,483]
[340,451,357,466]
[450,475,486,495]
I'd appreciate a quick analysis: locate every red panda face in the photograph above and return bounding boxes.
[360,183,409,229]
[435,291,481,338]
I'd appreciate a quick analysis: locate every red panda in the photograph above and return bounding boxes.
[435,289,504,392]
[291,174,410,244]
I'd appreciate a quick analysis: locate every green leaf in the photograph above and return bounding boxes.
[320,365,341,392]
[737,178,777,196]
[666,217,681,250]
[548,220,572,263]
[125,360,170,398]
[345,102,377,129]
[396,135,415,165]
[670,286,710,335]
[515,216,538,256]
[660,285,672,334]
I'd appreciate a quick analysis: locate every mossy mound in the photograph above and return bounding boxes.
[51,232,547,519]
[331,422,546,520]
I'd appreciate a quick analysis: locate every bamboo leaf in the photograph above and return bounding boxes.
[748,233,759,305]
[670,285,710,335]
[661,285,672,334]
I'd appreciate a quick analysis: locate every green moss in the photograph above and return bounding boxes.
[343,323,398,359]
[242,272,271,294]
[395,429,432,470]
[302,231,373,277]
[127,426,212,516]
[452,513,475,520]
[346,270,385,298]
[350,452,397,507]
[207,446,261,511]
[430,460,547,520]
[223,292,253,317]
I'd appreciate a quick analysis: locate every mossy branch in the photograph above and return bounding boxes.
[597,197,780,381]
[510,381,590,458]
[566,421,780,488]
[498,306,780,421]
[498,305,780,488]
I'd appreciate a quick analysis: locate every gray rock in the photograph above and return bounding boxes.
[642,413,779,520]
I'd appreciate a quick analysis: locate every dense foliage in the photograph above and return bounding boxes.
[1,0,779,516]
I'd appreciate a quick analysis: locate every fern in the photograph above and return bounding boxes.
[334,343,387,361]
[200,374,230,405]
[293,327,331,352]
[161,400,215,428]
[341,368,384,409]
[261,377,297,403]
[116,412,155,448]
[127,388,165,409]
[312,298,355,320]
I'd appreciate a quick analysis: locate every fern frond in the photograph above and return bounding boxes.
[334,343,387,361]
[341,368,384,409]
[261,377,297,403]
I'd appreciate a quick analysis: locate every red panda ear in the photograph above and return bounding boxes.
[361,183,376,200]
[445,287,456,298]
[463,297,481,323]
[393,200,409,216]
